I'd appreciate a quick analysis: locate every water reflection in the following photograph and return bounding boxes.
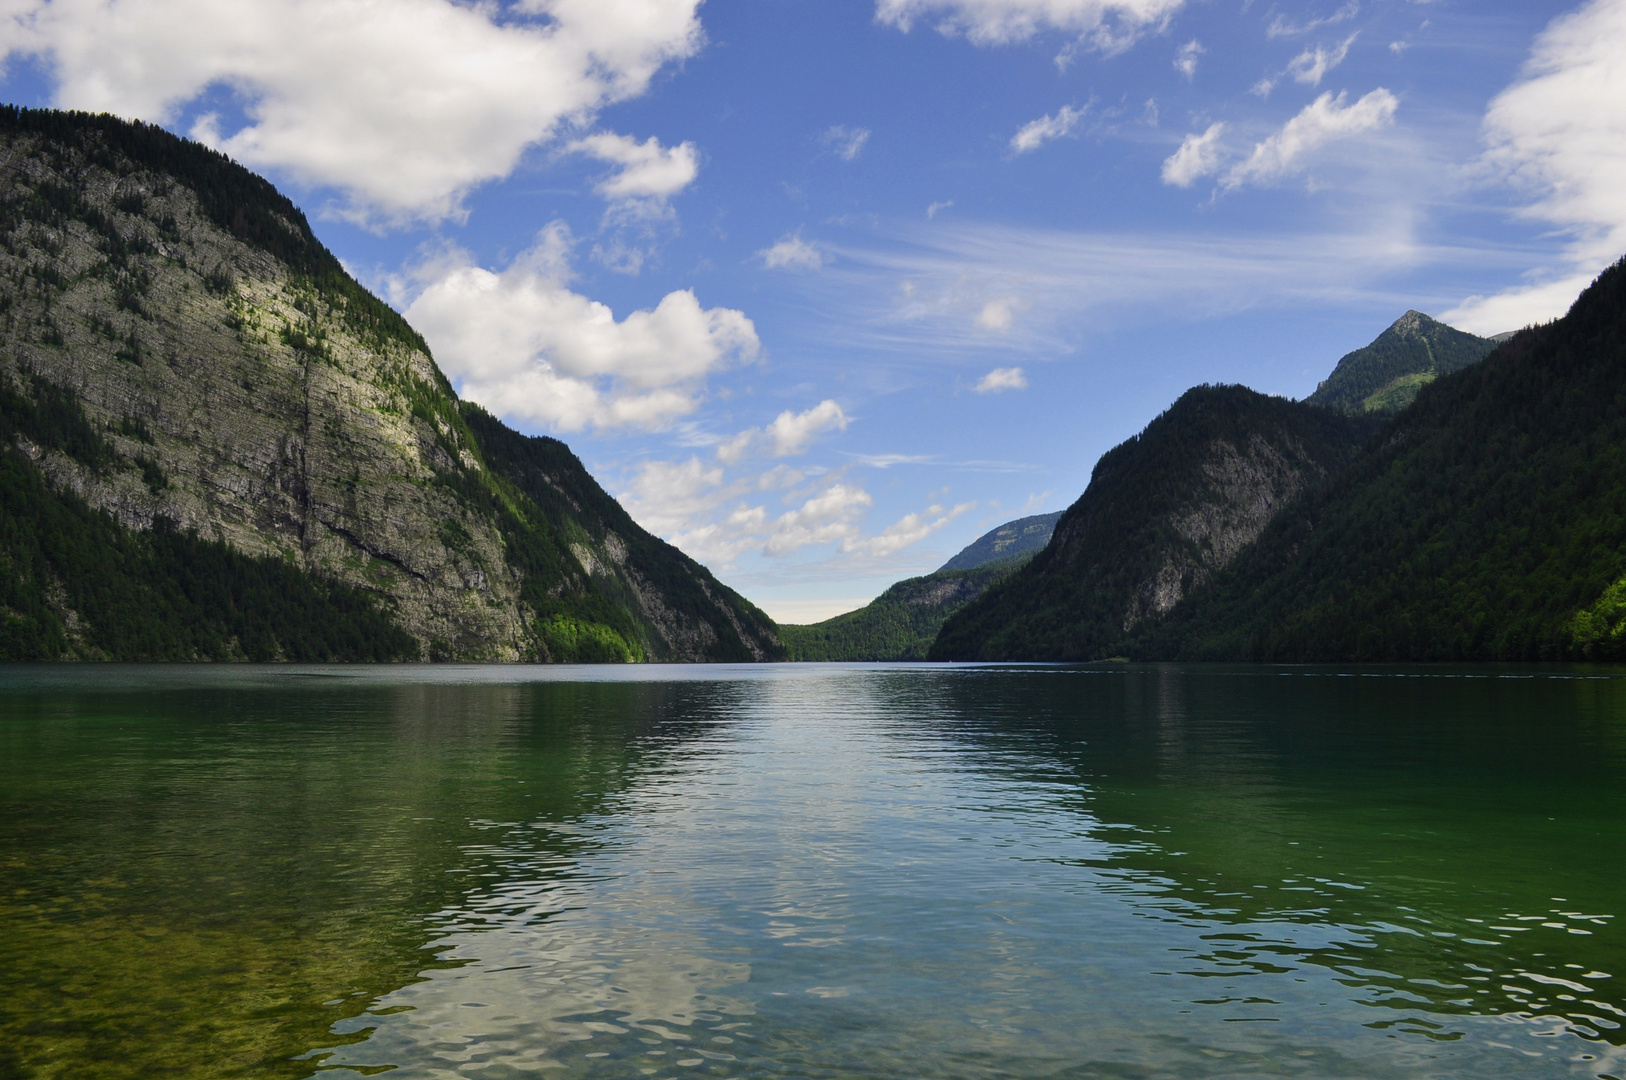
[2,664,1624,1079]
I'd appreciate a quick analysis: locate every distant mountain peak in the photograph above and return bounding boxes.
[937,511,1062,573]
[1306,310,1496,415]
[1390,310,1432,333]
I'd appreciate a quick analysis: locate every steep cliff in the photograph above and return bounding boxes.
[929,386,1378,661]
[0,106,780,662]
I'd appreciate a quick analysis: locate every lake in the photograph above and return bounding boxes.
[1,663,1623,1079]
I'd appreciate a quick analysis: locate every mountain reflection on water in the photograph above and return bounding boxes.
[1,664,1623,1079]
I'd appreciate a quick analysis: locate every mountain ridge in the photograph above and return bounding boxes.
[1305,309,1497,414]
[0,106,780,662]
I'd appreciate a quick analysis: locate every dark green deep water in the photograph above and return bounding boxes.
[1,665,1624,1080]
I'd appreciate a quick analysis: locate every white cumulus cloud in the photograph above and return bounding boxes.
[1010,104,1088,154]
[0,0,704,225]
[567,132,699,213]
[1174,38,1203,80]
[843,502,975,558]
[975,366,1029,393]
[1161,122,1226,186]
[766,484,874,556]
[716,401,850,465]
[403,223,758,432]
[975,297,1018,330]
[875,0,1184,52]
[1444,0,1626,333]
[759,231,827,270]
[1224,89,1397,189]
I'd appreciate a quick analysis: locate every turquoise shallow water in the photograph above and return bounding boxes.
[1,663,1624,1079]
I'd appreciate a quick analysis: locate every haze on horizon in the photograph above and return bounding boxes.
[1,0,1618,621]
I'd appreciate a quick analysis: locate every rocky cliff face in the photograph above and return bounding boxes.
[930,386,1379,661]
[1108,429,1329,632]
[0,107,780,662]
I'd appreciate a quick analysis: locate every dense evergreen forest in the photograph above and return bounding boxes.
[0,379,417,660]
[781,561,1023,661]
[930,386,1381,661]
[1306,310,1497,414]
[932,257,1626,664]
[1146,257,1626,661]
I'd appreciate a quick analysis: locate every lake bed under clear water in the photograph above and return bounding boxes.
[2,662,1623,1079]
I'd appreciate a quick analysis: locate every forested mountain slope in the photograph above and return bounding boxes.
[1306,310,1498,414]
[932,386,1379,661]
[780,560,1024,661]
[937,512,1061,572]
[0,106,780,662]
[1145,257,1626,661]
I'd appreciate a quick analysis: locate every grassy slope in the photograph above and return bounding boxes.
[1145,256,1626,661]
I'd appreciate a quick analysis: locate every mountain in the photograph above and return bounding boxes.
[1305,310,1498,414]
[1143,257,1626,662]
[936,511,1062,572]
[780,560,1025,661]
[929,386,1380,661]
[0,106,781,662]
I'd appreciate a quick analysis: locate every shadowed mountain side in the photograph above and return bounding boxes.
[781,561,1025,661]
[0,106,779,662]
[1306,310,1498,415]
[930,387,1381,661]
[461,406,782,663]
[937,511,1062,573]
[1141,256,1626,662]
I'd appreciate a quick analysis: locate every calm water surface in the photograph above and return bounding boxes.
[2,663,1624,1079]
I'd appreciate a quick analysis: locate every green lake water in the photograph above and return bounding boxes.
[1,663,1624,1079]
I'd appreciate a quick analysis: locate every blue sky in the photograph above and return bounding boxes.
[3,0,1621,620]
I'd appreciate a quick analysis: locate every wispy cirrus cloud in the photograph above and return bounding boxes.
[823,125,872,162]
[975,366,1029,393]
[1162,90,1399,191]
[1444,0,1626,334]
[770,217,1532,363]
[1251,33,1358,99]
[1266,0,1359,39]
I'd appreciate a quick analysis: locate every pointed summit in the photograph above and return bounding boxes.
[1306,311,1498,414]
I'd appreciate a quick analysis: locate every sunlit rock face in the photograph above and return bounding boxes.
[0,109,780,662]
